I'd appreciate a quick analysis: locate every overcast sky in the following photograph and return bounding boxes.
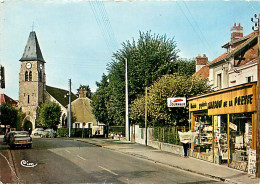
[0,0,259,100]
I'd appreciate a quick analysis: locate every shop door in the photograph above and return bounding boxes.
[229,113,252,172]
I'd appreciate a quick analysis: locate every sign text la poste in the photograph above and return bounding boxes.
[167,97,186,108]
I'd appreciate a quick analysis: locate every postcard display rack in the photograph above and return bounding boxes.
[193,121,213,162]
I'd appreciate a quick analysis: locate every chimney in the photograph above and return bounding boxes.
[231,23,243,43]
[79,87,86,98]
[195,54,208,72]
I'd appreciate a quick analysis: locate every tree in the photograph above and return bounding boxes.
[105,31,180,125]
[91,74,112,125]
[92,31,197,126]
[130,74,211,126]
[77,84,93,99]
[37,101,61,129]
[0,103,18,129]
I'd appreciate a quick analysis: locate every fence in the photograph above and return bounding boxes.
[153,126,189,145]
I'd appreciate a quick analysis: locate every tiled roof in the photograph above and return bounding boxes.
[0,94,17,106]
[193,66,209,79]
[194,31,257,78]
[20,31,45,62]
[207,31,257,67]
[46,85,77,107]
[207,52,228,67]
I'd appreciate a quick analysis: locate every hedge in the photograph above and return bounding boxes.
[57,128,92,138]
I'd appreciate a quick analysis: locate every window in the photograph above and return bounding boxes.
[28,95,30,104]
[29,71,32,81]
[39,71,42,82]
[25,71,28,81]
[247,76,252,83]
[217,73,222,89]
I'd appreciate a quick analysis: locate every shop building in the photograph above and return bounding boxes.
[188,82,257,175]
[189,23,258,176]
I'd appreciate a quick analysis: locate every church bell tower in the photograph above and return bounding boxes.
[19,31,46,129]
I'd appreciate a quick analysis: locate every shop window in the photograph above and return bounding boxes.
[29,71,32,81]
[25,71,28,81]
[217,73,222,89]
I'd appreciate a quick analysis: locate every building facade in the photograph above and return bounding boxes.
[190,23,258,176]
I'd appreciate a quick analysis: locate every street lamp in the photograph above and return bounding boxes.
[125,58,130,141]
[64,79,72,137]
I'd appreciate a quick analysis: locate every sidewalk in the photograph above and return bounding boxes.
[0,135,18,184]
[76,138,259,184]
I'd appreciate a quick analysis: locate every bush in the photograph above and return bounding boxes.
[57,128,92,138]
[57,128,69,137]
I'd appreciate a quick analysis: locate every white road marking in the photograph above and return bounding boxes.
[77,155,86,161]
[99,166,118,176]
[65,149,71,153]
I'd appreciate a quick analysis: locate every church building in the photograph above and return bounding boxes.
[18,31,79,130]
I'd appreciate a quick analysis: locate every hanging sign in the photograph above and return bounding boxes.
[167,97,186,107]
[229,122,237,131]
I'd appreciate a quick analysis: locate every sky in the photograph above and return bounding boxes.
[0,0,260,100]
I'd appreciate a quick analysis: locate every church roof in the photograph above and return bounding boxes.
[20,31,45,62]
[46,85,77,107]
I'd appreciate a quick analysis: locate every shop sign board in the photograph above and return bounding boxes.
[248,149,256,176]
[229,122,237,131]
[188,83,256,115]
[167,97,186,107]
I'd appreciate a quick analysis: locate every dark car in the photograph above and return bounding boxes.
[8,131,32,149]
[3,132,11,143]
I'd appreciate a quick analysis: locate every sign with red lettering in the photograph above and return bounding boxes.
[167,97,186,107]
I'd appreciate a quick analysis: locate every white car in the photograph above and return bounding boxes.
[40,129,57,138]
[32,128,44,136]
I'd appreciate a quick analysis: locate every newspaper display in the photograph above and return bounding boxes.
[178,131,197,143]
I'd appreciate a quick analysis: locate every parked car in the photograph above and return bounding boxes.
[31,128,44,136]
[40,129,57,138]
[8,131,32,149]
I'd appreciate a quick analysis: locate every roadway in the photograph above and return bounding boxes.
[0,136,224,183]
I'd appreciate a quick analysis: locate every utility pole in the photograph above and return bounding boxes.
[145,87,148,146]
[125,58,129,141]
[251,13,260,178]
[68,79,72,137]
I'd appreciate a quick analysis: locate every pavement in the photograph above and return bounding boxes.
[75,138,260,184]
[0,135,19,184]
